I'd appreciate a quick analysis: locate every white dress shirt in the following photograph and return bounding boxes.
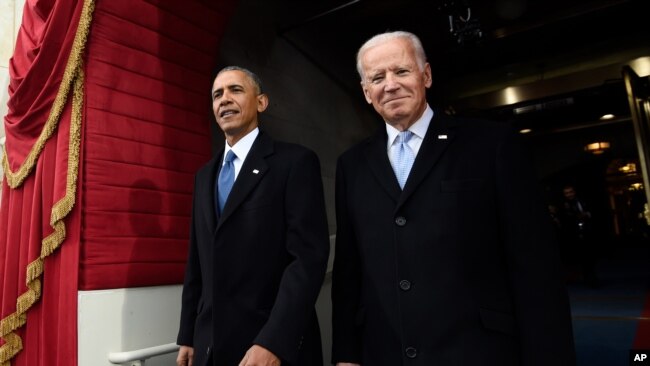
[222,127,259,180]
[386,105,434,165]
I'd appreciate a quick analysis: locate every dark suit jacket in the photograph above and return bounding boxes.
[332,113,575,365]
[178,131,329,366]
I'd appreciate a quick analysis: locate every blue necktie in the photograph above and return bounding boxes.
[391,131,415,189]
[217,150,236,214]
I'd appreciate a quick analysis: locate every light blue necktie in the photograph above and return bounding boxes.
[217,150,236,214]
[391,131,415,189]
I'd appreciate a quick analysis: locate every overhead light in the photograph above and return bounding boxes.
[630,182,644,191]
[629,56,650,77]
[600,114,615,120]
[519,128,532,134]
[503,86,522,105]
[584,141,610,154]
[619,163,637,173]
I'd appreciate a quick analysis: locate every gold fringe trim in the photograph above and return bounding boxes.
[0,333,22,366]
[0,0,93,363]
[2,0,93,189]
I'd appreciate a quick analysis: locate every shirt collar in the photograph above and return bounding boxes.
[223,127,259,164]
[386,104,434,147]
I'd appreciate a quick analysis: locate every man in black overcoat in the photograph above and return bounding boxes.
[177,66,329,366]
[332,31,575,366]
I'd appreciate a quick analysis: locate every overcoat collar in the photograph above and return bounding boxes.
[362,112,457,209]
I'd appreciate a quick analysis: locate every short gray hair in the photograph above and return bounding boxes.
[215,66,264,95]
[356,31,427,81]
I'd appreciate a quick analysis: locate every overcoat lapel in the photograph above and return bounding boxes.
[397,114,456,209]
[216,132,272,230]
[363,128,401,203]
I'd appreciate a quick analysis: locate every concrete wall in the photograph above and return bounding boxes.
[215,0,379,362]
[78,286,181,366]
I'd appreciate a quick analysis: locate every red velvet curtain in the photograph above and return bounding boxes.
[1,0,236,365]
[1,0,89,364]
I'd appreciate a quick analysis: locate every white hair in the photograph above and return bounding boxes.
[356,31,427,81]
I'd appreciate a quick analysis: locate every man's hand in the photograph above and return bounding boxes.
[239,344,281,366]
[336,363,361,366]
[177,345,194,366]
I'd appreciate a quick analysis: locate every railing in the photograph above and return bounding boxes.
[108,342,179,366]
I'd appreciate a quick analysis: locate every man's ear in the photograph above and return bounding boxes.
[257,94,269,112]
[361,81,372,104]
[423,62,432,89]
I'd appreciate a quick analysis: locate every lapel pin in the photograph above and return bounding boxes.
[252,169,259,174]
[438,135,448,140]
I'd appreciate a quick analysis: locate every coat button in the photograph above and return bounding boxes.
[399,280,411,291]
[395,216,407,226]
[405,346,417,358]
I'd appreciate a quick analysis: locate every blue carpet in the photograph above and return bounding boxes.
[568,246,650,366]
